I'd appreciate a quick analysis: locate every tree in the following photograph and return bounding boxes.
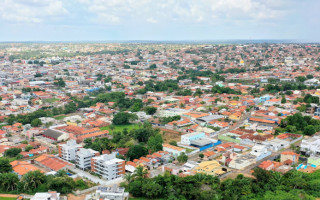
[147,134,163,153]
[199,153,204,159]
[0,173,19,191]
[25,145,34,152]
[145,106,157,115]
[304,125,316,136]
[0,158,12,173]
[54,78,66,87]
[306,74,314,79]
[124,173,134,183]
[47,176,76,194]
[112,112,138,125]
[281,96,286,104]
[4,148,22,157]
[177,152,188,163]
[142,181,163,199]
[21,170,46,192]
[127,145,148,160]
[31,118,42,127]
[149,64,157,69]
[134,166,148,179]
[169,141,178,146]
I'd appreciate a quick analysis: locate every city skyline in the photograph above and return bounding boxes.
[0,0,319,42]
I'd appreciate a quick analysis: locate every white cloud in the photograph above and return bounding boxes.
[77,0,289,25]
[0,0,68,23]
[147,18,157,24]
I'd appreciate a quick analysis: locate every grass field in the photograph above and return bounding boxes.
[100,124,140,133]
[54,115,66,120]
[0,197,18,200]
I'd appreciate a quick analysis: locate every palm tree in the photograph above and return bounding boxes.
[134,166,148,179]
[124,173,133,183]
[0,173,19,191]
[21,170,46,191]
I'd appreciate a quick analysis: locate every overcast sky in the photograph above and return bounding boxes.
[0,0,319,41]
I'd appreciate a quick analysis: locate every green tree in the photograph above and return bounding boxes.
[127,145,148,160]
[21,170,46,192]
[0,173,19,191]
[281,96,287,104]
[4,148,22,157]
[25,145,34,152]
[112,112,138,125]
[54,78,66,87]
[0,158,13,173]
[134,166,148,179]
[177,152,188,163]
[145,106,157,115]
[149,64,157,69]
[147,134,163,153]
[31,118,42,127]
[304,125,316,136]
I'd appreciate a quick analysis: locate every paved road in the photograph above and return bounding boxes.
[67,167,107,184]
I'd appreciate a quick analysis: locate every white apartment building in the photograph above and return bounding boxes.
[58,140,82,161]
[300,135,320,156]
[91,152,125,180]
[159,108,189,118]
[76,148,99,170]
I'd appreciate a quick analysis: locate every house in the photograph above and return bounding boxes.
[31,191,60,200]
[10,160,42,178]
[304,78,319,86]
[34,154,72,171]
[162,144,186,157]
[250,144,272,161]
[258,160,274,171]
[85,185,129,200]
[280,151,299,165]
[307,156,320,167]
[193,160,227,176]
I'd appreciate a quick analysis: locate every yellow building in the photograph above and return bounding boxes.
[229,112,242,121]
[194,160,227,176]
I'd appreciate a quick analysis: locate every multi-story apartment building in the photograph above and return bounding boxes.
[91,152,125,180]
[58,140,81,161]
[76,148,100,170]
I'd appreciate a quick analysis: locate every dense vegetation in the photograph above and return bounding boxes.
[84,122,163,160]
[0,159,88,194]
[278,113,320,135]
[125,168,320,200]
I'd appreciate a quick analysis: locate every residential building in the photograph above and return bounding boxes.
[181,132,205,145]
[162,143,186,157]
[58,140,81,161]
[76,148,100,170]
[31,191,60,200]
[91,152,125,180]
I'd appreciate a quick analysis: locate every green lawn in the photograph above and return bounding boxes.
[54,115,66,120]
[186,148,196,153]
[0,197,17,200]
[100,124,140,133]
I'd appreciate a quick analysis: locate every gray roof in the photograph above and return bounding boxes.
[196,115,224,123]
[190,138,213,146]
[42,129,64,139]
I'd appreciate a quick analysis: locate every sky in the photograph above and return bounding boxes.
[0,0,319,42]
